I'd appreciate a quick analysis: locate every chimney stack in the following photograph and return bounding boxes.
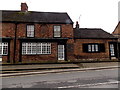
[21,3,28,12]
[75,21,79,28]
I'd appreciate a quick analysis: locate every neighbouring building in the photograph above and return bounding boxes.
[0,3,119,64]
[73,23,118,62]
[112,21,120,60]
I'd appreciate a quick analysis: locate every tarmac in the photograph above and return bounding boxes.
[1,62,120,77]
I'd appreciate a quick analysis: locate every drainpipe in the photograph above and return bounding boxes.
[117,42,120,60]
[13,23,18,64]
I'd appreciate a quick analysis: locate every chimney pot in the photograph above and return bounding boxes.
[21,3,28,12]
[76,21,79,28]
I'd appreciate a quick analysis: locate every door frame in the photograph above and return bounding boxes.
[109,42,118,59]
[58,44,65,60]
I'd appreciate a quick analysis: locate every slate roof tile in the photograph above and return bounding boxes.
[74,28,117,39]
[1,10,73,24]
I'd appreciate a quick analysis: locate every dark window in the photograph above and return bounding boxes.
[99,44,105,52]
[83,43,105,53]
[83,44,88,52]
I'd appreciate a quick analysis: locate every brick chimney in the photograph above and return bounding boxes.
[75,21,79,28]
[21,3,28,12]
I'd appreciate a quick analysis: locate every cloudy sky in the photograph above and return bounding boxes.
[0,0,119,33]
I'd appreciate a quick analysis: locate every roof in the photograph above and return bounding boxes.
[74,28,117,39]
[1,10,73,24]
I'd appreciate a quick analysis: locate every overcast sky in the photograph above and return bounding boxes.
[0,0,119,33]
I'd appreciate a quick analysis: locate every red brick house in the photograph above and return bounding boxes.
[0,3,118,64]
[1,3,74,64]
[73,24,118,62]
[112,21,120,60]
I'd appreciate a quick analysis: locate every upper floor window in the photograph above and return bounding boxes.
[0,42,8,55]
[83,43,105,53]
[54,26,61,37]
[27,25,34,37]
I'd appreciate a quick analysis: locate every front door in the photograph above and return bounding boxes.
[58,45,65,60]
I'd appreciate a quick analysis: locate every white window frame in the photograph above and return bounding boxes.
[0,42,8,55]
[92,45,95,52]
[22,43,26,55]
[95,44,98,52]
[58,45,65,60]
[22,42,51,55]
[54,26,61,37]
[110,44,115,56]
[88,44,99,52]
[37,43,42,54]
[32,43,37,54]
[27,25,35,37]
[88,45,91,52]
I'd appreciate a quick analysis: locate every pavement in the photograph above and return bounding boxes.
[1,62,120,77]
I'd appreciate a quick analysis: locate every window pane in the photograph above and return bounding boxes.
[110,44,115,56]
[95,44,98,52]
[22,42,51,55]
[0,43,2,55]
[32,43,36,54]
[0,42,8,55]
[54,26,61,37]
[37,43,41,54]
[27,25,34,37]
[88,45,91,52]
[22,43,26,54]
[27,43,32,54]
[3,45,8,55]
[47,43,51,54]
[42,43,46,54]
[87,44,99,52]
[92,45,95,52]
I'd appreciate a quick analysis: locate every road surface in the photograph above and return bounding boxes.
[2,68,119,88]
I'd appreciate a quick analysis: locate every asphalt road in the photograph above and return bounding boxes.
[2,68,120,89]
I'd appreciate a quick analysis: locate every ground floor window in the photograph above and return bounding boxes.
[83,43,105,53]
[0,42,8,55]
[22,42,51,55]
[88,44,98,52]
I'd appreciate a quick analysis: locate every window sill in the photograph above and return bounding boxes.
[22,54,51,55]
[0,55,8,56]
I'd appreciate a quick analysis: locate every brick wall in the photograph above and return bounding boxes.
[1,23,73,38]
[73,39,117,61]
[15,23,73,38]
[1,23,15,64]
[1,23,15,38]
[2,22,117,64]
[1,22,73,64]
